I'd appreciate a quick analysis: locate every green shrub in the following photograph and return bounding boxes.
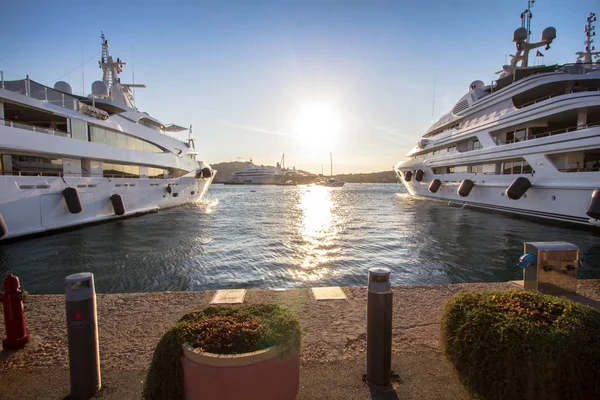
[143,304,301,400]
[441,290,600,400]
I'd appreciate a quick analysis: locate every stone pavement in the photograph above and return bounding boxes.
[0,352,469,400]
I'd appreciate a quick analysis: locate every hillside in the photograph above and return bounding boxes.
[209,161,398,183]
[209,161,249,182]
[334,171,398,183]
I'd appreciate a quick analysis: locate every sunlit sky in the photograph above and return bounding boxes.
[1,0,597,173]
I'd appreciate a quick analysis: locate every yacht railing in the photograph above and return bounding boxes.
[2,117,71,138]
[0,73,81,113]
[0,171,170,179]
[558,167,600,172]
[0,171,65,177]
[495,122,600,145]
[517,87,600,109]
[557,63,600,75]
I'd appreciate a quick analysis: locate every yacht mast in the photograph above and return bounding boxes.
[521,0,534,43]
[498,2,556,77]
[577,12,599,65]
[97,32,145,108]
[188,125,196,150]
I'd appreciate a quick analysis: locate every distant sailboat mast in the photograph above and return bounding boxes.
[330,152,333,177]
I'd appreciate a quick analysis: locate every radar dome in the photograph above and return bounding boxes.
[541,27,556,42]
[91,81,109,98]
[513,27,528,42]
[54,81,72,94]
[469,80,485,91]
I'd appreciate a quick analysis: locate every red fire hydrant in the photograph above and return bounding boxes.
[1,274,30,350]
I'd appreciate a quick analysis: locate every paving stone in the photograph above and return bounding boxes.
[210,289,246,304]
[311,286,347,301]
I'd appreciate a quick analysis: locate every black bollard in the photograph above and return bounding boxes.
[366,267,392,387]
[66,273,101,399]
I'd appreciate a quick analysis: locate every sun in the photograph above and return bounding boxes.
[292,102,343,148]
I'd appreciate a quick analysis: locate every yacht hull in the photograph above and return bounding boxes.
[396,171,598,227]
[0,174,214,241]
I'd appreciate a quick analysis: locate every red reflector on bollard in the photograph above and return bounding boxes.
[74,312,82,321]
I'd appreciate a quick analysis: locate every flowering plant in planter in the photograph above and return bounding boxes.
[144,304,301,400]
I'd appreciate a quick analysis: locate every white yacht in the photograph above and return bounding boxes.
[224,161,282,185]
[395,7,600,227]
[0,33,215,241]
[224,155,315,185]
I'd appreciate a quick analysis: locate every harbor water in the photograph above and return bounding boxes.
[1,183,599,294]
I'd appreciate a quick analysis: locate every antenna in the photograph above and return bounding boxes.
[577,12,599,64]
[131,45,136,107]
[431,78,436,119]
[521,0,535,43]
[81,44,85,96]
[500,1,555,75]
[188,125,196,150]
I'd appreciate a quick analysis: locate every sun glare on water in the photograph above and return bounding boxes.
[292,102,343,149]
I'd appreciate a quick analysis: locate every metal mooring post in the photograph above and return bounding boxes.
[366,267,392,387]
[66,273,101,399]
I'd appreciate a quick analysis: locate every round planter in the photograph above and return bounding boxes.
[181,343,300,400]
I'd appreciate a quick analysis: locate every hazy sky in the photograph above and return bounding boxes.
[2,0,597,173]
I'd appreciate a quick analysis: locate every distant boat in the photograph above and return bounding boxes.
[224,161,280,185]
[317,152,345,187]
[224,155,315,185]
[319,178,345,187]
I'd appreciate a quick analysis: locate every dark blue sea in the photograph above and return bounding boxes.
[1,183,599,294]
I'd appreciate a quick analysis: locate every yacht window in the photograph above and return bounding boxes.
[106,130,118,147]
[102,162,142,178]
[472,139,482,150]
[91,127,106,144]
[470,164,483,173]
[447,145,457,153]
[148,167,166,178]
[89,125,164,153]
[126,135,136,150]
[548,149,600,172]
[502,159,532,174]
[512,160,523,174]
[167,168,188,178]
[8,154,63,176]
[70,118,88,141]
[135,137,144,152]
[515,129,526,142]
[117,133,127,149]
